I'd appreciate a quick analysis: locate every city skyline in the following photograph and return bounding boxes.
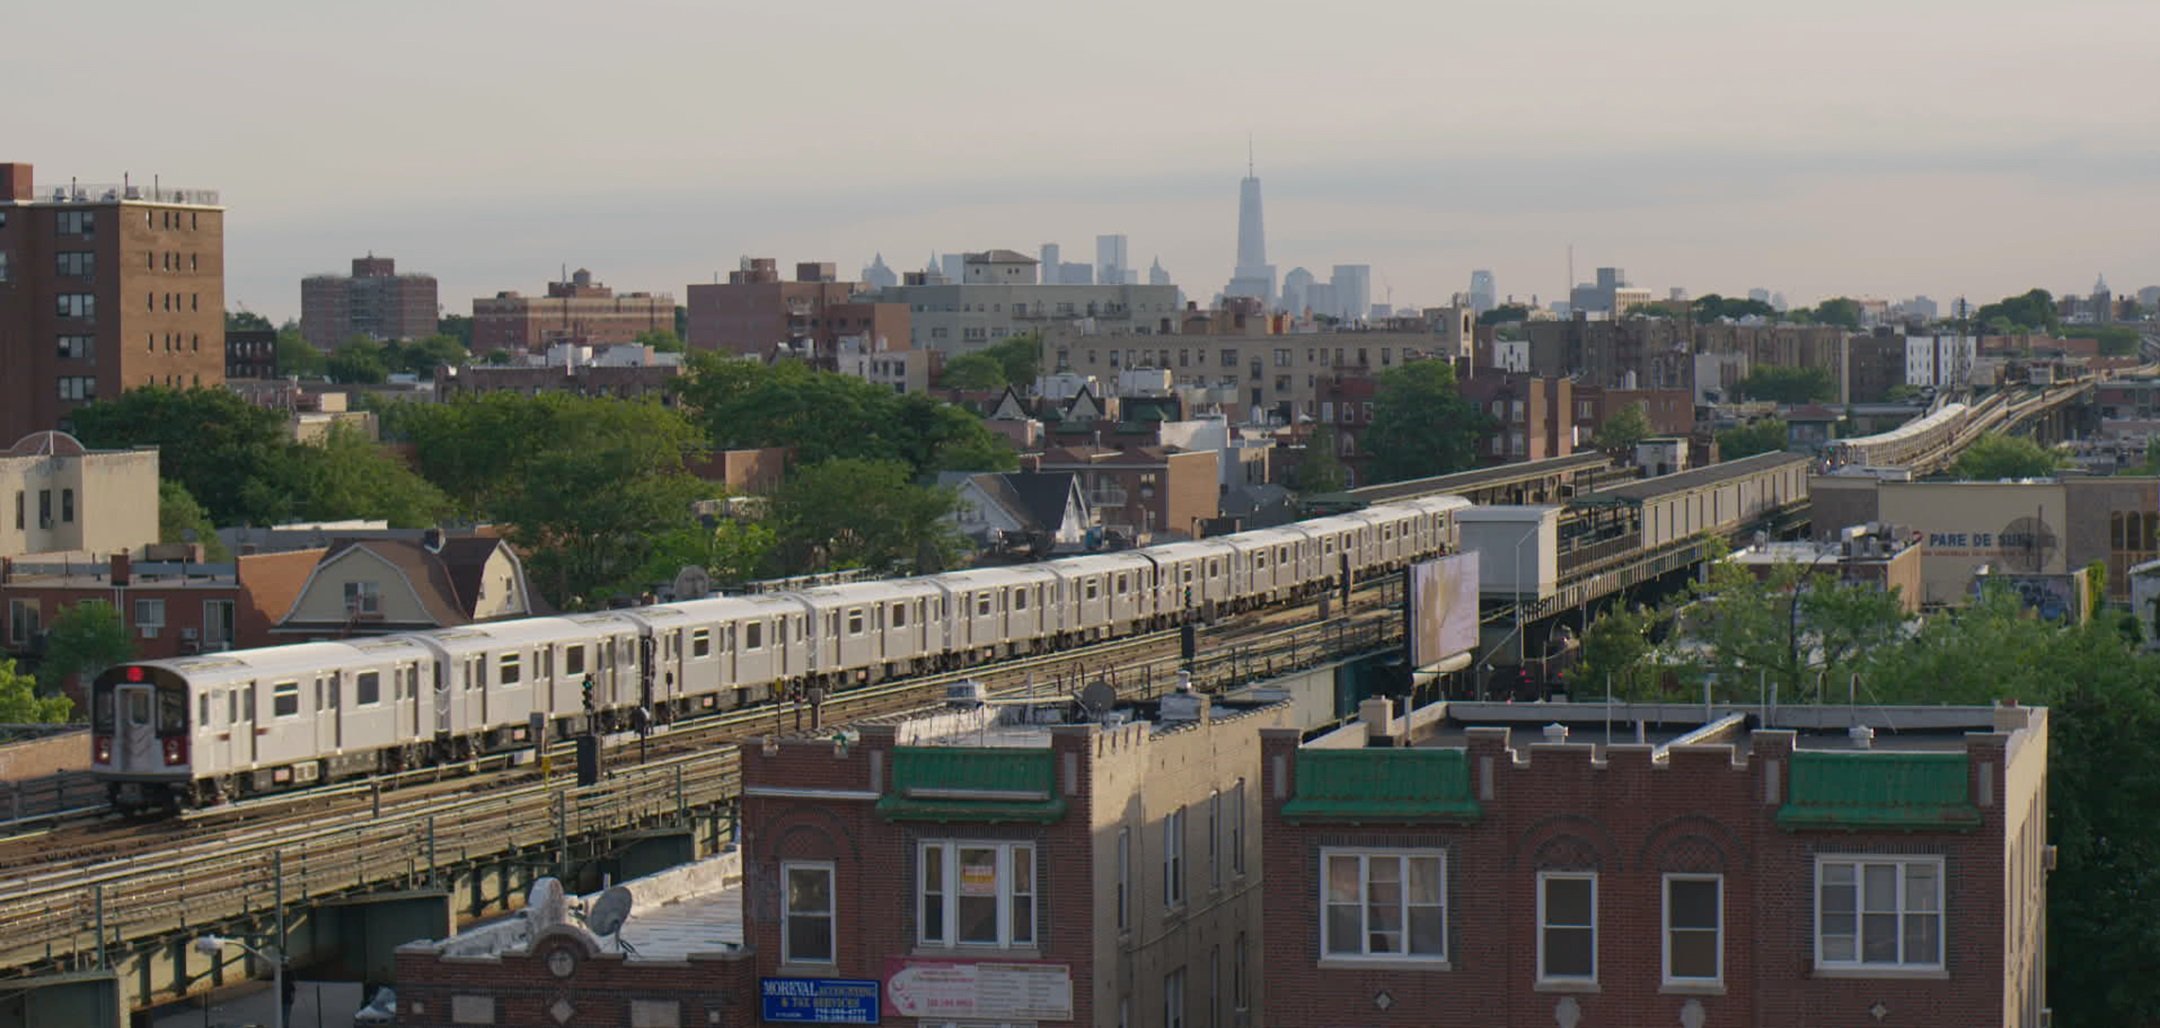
[7,0,2156,323]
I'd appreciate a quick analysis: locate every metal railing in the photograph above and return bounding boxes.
[35,183,221,206]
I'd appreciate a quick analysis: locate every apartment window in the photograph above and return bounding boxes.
[1664,875,1722,983]
[1116,827,1131,932]
[1220,349,1236,367]
[1209,945,1221,1028]
[355,671,382,706]
[56,210,93,236]
[202,599,234,646]
[1164,968,1186,1028]
[1323,850,1446,960]
[55,293,94,318]
[1816,856,1943,970]
[497,652,521,685]
[1381,347,1392,365]
[691,628,711,658]
[1274,348,1291,367]
[57,336,93,361]
[344,581,381,616]
[58,376,97,401]
[1233,933,1249,1011]
[54,251,94,277]
[7,600,40,645]
[1230,779,1246,875]
[133,598,165,633]
[918,841,1035,948]
[272,680,301,718]
[1538,872,1597,982]
[59,488,73,523]
[1207,790,1222,888]
[782,862,836,964]
[1164,806,1186,907]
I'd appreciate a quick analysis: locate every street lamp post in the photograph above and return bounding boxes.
[194,933,285,1028]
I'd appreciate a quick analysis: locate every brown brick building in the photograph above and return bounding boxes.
[1259,700,2049,1028]
[685,257,910,360]
[0,161,226,441]
[743,691,1289,1027]
[1027,444,1220,542]
[1460,372,1575,465]
[299,254,438,349]
[471,268,672,354]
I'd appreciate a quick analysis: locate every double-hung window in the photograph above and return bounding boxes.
[1816,856,1942,971]
[919,841,1035,948]
[1164,807,1186,908]
[1323,850,1446,960]
[1663,874,1722,984]
[1538,872,1597,983]
[1207,790,1222,888]
[782,861,835,964]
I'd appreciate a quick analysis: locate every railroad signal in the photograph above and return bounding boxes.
[581,675,597,719]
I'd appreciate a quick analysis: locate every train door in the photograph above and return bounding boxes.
[315,673,340,754]
[116,682,160,775]
[434,663,454,736]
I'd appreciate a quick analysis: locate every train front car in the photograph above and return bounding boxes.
[91,662,195,812]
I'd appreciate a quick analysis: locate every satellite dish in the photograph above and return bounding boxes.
[1079,680,1118,721]
[587,886,634,938]
[526,878,567,929]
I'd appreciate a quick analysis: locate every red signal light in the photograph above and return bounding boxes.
[126,666,144,682]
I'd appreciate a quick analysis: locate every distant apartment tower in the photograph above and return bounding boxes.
[1330,265,1371,323]
[1040,242,1063,284]
[0,161,226,442]
[299,255,437,349]
[1097,234,1130,287]
[469,268,672,354]
[1469,269,1497,315]
[686,257,908,360]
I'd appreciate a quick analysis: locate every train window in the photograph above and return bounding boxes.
[126,691,150,727]
[200,694,212,726]
[1086,579,1100,601]
[564,645,586,676]
[162,689,186,731]
[745,622,764,650]
[1278,546,1289,562]
[1208,560,1221,576]
[1013,589,1028,611]
[356,672,381,706]
[692,629,712,658]
[1183,567,1194,584]
[402,667,418,699]
[227,691,237,724]
[498,653,522,685]
[272,681,300,718]
[1255,553,1267,569]
[1116,574,1128,595]
[848,609,865,635]
[892,604,908,628]
[977,594,993,616]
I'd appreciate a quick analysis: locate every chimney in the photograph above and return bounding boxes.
[1543,723,1570,744]
[110,553,131,587]
[0,163,31,203]
[1848,724,1875,750]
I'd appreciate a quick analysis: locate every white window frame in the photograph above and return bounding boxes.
[1537,871,1598,984]
[1164,806,1186,908]
[917,841,1036,950]
[1321,849,1449,963]
[781,860,836,966]
[1164,967,1186,1028]
[344,580,381,616]
[1662,873,1723,985]
[132,598,166,630]
[1814,855,1945,972]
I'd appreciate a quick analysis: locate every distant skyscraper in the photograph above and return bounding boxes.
[1225,151,1276,305]
[1148,257,1172,287]
[861,252,898,291]
[1095,235,1128,289]
[2092,274,2113,324]
[1330,265,1371,323]
[1040,243,1062,285]
[1469,270,1496,316]
[1282,267,1316,315]
[939,253,966,286]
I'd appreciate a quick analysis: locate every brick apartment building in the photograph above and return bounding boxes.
[742,689,1289,1027]
[224,326,277,380]
[471,269,672,354]
[0,161,226,441]
[1461,372,1576,465]
[685,258,910,360]
[1052,330,1460,426]
[1259,699,2049,1028]
[299,254,438,349]
[1026,444,1219,542]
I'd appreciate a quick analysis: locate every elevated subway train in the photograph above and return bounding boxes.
[91,495,1472,810]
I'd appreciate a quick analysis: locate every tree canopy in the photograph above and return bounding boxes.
[1737,365,1835,404]
[636,328,686,354]
[1950,434,2070,481]
[1477,304,1532,326]
[0,659,72,723]
[36,601,134,698]
[672,356,1014,476]
[158,480,230,559]
[1974,289,2058,334]
[275,327,327,379]
[1362,361,1491,484]
[225,310,273,332]
[1292,428,1347,494]
[1590,402,1653,450]
[938,353,1007,390]
[1716,419,1787,459]
[1690,294,1779,321]
[1796,297,1864,329]
[769,459,962,574]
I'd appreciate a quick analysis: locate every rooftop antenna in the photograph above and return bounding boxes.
[1247,133,1254,178]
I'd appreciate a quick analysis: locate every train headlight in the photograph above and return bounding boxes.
[93,735,112,764]
[162,736,188,766]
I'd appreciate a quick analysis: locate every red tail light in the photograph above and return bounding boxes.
[163,735,188,766]
[93,735,112,764]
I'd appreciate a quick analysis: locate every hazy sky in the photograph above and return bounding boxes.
[10,0,2159,321]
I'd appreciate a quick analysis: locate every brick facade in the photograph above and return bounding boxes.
[393,927,759,1028]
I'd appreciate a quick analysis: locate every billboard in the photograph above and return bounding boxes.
[882,958,1073,1022]
[1408,553,1481,668]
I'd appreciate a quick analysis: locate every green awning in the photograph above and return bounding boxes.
[1280,748,1482,824]
[1777,750,1981,831]
[877,747,1068,824]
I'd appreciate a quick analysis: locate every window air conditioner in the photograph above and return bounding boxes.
[180,627,199,641]
[138,626,160,639]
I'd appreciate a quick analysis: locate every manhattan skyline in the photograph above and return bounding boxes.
[7,0,2156,321]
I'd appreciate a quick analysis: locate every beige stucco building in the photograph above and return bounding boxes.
[276,534,536,637]
[0,431,158,560]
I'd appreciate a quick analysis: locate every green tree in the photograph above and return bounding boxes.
[1477,304,1532,326]
[891,394,1017,474]
[1590,402,1654,450]
[1568,602,1656,700]
[636,328,686,354]
[1671,555,1911,703]
[1736,365,1835,404]
[1973,289,2059,334]
[275,327,327,379]
[939,353,1008,390]
[329,339,389,384]
[0,658,72,723]
[438,314,474,349]
[1363,361,1491,484]
[2085,325,2141,357]
[1716,419,1788,459]
[37,601,134,697]
[639,518,777,589]
[1949,434,2070,481]
[158,480,230,559]
[771,459,961,574]
[279,424,453,527]
[69,387,291,525]
[983,333,1043,386]
[226,310,273,332]
[1809,297,1865,329]
[1691,294,1778,321]
[389,334,470,377]
[1292,428,1347,494]
[673,356,1011,477]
